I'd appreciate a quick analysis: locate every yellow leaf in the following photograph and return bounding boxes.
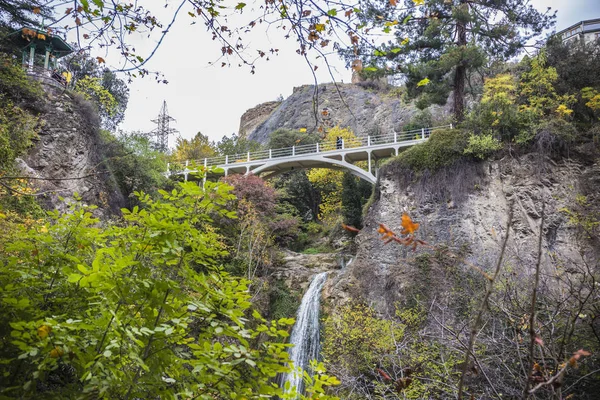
[299,128,307,133]
[50,346,64,358]
[401,37,410,46]
[37,325,52,339]
[417,78,430,87]
[414,0,425,5]
[315,23,326,32]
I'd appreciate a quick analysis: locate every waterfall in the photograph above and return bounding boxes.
[280,271,328,396]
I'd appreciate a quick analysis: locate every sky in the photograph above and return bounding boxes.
[116,0,600,146]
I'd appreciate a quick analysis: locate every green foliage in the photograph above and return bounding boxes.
[350,0,554,119]
[61,51,130,130]
[216,132,261,156]
[99,130,167,205]
[0,53,43,103]
[268,280,300,320]
[0,55,43,215]
[518,51,576,121]
[390,129,468,172]
[466,73,521,139]
[172,132,216,162]
[268,128,318,150]
[322,303,405,375]
[463,133,502,160]
[0,178,338,399]
[74,76,118,120]
[341,172,371,229]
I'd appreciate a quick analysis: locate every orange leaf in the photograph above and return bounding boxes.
[342,223,360,233]
[400,213,419,235]
[389,0,397,5]
[96,56,105,64]
[32,7,41,14]
[377,368,391,381]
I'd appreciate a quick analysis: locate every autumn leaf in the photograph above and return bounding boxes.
[417,78,430,87]
[314,23,326,32]
[50,346,64,358]
[351,59,363,72]
[389,0,397,6]
[400,213,419,235]
[534,336,544,346]
[37,325,52,339]
[342,223,360,233]
[96,56,105,64]
[414,0,425,5]
[32,7,41,14]
[377,368,392,381]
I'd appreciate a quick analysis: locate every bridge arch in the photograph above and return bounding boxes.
[249,156,376,184]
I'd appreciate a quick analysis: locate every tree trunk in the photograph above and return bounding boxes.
[454,64,466,122]
[453,1,468,122]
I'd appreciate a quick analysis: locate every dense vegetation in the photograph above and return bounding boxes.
[1,1,600,398]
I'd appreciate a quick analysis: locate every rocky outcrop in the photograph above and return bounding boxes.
[247,83,452,144]
[326,153,600,314]
[238,101,281,137]
[273,250,341,293]
[20,90,125,216]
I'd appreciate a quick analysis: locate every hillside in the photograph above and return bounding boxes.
[244,83,452,144]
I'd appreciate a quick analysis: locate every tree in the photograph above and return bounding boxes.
[99,130,167,205]
[172,132,216,162]
[216,133,261,156]
[307,127,365,226]
[0,178,339,399]
[0,0,51,27]
[62,51,130,131]
[352,0,555,121]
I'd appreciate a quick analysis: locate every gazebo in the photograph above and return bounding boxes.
[10,27,73,88]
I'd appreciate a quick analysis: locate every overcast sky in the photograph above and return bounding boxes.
[116,0,600,146]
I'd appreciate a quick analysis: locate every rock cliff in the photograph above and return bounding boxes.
[18,89,125,215]
[246,83,452,144]
[326,152,600,313]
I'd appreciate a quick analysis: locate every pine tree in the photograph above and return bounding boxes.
[352,0,555,121]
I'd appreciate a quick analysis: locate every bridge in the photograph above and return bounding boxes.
[167,125,453,185]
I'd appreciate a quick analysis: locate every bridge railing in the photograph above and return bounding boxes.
[167,124,452,174]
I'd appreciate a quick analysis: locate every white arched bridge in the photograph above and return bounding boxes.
[167,125,453,185]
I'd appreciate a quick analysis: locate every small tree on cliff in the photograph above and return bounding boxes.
[351,0,555,121]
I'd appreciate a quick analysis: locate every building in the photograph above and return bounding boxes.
[557,18,600,45]
[8,27,73,89]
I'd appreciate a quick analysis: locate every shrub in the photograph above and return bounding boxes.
[389,128,468,172]
[463,133,502,159]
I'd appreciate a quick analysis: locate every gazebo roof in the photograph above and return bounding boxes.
[11,27,73,58]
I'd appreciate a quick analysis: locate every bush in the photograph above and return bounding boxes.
[389,128,468,172]
[98,130,167,206]
[463,133,502,159]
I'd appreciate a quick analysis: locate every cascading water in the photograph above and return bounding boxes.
[280,271,329,396]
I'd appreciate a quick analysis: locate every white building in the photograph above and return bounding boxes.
[557,18,600,45]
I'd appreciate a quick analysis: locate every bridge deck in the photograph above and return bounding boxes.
[167,125,452,182]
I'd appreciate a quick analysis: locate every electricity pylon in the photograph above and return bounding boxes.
[150,101,178,152]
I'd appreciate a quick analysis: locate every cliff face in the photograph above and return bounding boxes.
[326,153,600,312]
[247,83,451,144]
[238,101,281,137]
[319,149,600,397]
[18,89,125,215]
